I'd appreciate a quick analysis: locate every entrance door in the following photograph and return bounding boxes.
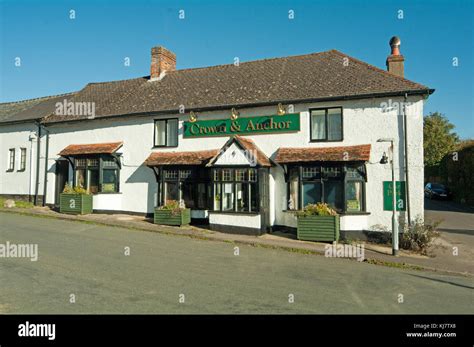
[55,159,69,206]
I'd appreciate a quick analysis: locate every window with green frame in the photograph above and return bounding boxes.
[159,167,211,209]
[287,163,366,213]
[73,155,120,193]
[212,168,258,212]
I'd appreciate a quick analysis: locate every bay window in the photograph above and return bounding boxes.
[73,155,120,193]
[212,168,258,212]
[286,163,365,213]
[310,107,343,141]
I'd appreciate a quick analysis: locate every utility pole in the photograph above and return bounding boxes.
[378,138,399,256]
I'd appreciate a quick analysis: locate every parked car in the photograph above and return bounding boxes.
[424,182,452,200]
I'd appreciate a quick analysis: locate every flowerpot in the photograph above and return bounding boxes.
[297,215,340,242]
[154,208,191,226]
[60,193,93,215]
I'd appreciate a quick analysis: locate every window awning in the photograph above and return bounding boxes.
[274,144,371,164]
[145,149,219,166]
[59,142,123,156]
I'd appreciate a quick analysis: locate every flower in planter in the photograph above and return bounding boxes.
[62,183,90,195]
[158,200,187,216]
[296,203,338,217]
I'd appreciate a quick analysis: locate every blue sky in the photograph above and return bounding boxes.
[1,0,472,138]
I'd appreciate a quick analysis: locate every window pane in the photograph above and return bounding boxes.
[87,158,99,167]
[182,183,195,209]
[167,119,178,146]
[76,158,87,168]
[164,170,178,180]
[102,169,118,192]
[302,166,320,179]
[248,169,257,182]
[328,108,342,140]
[179,169,193,179]
[236,183,249,212]
[164,182,179,204]
[311,110,326,140]
[197,183,207,209]
[289,169,299,210]
[20,148,26,170]
[155,120,166,146]
[9,149,15,170]
[250,183,258,212]
[222,183,234,211]
[88,169,99,194]
[324,180,343,210]
[213,183,221,210]
[75,169,86,189]
[235,169,247,181]
[303,182,322,207]
[222,169,233,181]
[346,181,363,212]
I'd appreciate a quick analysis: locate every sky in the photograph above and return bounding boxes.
[0,0,473,138]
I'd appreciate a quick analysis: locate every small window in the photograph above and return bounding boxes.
[8,148,15,171]
[310,108,343,141]
[154,119,178,147]
[19,148,27,171]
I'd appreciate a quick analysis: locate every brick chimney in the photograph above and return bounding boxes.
[150,46,176,81]
[386,36,404,78]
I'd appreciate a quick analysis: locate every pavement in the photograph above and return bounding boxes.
[0,212,473,314]
[0,200,472,276]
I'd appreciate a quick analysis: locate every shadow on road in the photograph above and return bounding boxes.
[406,274,474,290]
[438,228,474,236]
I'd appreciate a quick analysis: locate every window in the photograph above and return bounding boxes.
[212,168,258,212]
[310,108,343,141]
[73,155,120,193]
[287,164,366,213]
[154,119,178,147]
[7,148,15,171]
[19,148,27,171]
[160,167,210,209]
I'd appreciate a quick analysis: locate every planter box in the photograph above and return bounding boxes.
[297,215,340,242]
[60,193,93,215]
[154,208,191,226]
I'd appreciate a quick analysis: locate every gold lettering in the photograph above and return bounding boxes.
[246,120,255,131]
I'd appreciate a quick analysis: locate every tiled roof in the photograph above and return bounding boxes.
[0,93,76,124]
[274,144,371,163]
[145,149,219,166]
[59,142,123,156]
[42,49,433,124]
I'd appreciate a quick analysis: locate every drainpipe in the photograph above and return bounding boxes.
[33,122,42,206]
[42,125,50,207]
[403,93,411,225]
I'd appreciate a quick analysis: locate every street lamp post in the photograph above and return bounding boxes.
[378,138,399,256]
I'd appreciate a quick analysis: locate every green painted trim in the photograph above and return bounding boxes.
[297,215,340,242]
[59,193,93,215]
[183,113,300,138]
[154,208,191,226]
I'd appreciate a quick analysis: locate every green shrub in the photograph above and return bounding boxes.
[399,218,440,255]
[158,200,186,216]
[296,203,338,217]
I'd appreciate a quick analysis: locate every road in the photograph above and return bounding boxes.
[0,212,473,314]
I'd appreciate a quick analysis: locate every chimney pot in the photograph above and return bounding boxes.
[150,46,176,81]
[386,36,405,78]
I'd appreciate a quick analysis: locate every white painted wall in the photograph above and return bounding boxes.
[209,212,261,229]
[3,94,425,232]
[0,122,45,198]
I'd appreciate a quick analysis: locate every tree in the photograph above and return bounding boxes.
[423,112,459,167]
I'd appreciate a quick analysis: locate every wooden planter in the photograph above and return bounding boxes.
[60,193,93,215]
[154,208,191,226]
[297,215,340,242]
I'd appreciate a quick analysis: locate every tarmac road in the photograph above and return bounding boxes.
[0,212,473,314]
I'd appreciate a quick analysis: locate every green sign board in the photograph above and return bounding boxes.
[383,181,406,211]
[183,113,300,138]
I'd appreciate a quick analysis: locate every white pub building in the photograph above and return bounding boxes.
[0,37,434,237]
